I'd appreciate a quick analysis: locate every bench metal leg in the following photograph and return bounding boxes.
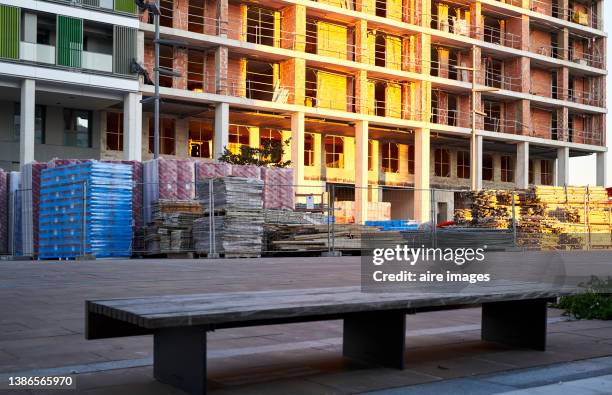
[154,327,207,395]
[343,310,406,369]
[482,298,547,351]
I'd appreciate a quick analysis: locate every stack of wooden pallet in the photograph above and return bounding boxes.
[193,177,264,257]
[144,200,202,255]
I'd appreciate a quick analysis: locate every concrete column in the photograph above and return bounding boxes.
[291,112,305,186]
[20,79,36,166]
[556,146,569,186]
[354,70,369,114]
[214,103,229,158]
[217,0,229,36]
[354,20,368,63]
[596,152,607,186]
[123,92,143,161]
[470,134,483,190]
[469,2,483,40]
[215,46,228,95]
[414,128,430,224]
[516,142,529,189]
[355,121,368,224]
[281,5,306,51]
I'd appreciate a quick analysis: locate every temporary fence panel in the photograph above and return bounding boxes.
[317,71,347,111]
[385,35,402,70]
[38,162,133,259]
[385,83,402,118]
[0,4,19,60]
[317,21,347,59]
[56,15,83,68]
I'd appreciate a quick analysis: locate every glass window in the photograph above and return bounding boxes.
[367,140,373,171]
[382,143,399,173]
[541,159,553,185]
[63,109,92,148]
[325,135,344,169]
[483,154,494,181]
[228,125,250,154]
[188,120,213,158]
[434,148,450,177]
[106,112,123,151]
[304,133,315,166]
[528,159,534,184]
[260,128,282,148]
[14,104,45,144]
[148,117,175,155]
[457,151,470,179]
[501,155,514,182]
[408,145,414,174]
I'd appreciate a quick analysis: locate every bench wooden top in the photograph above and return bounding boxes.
[87,282,574,330]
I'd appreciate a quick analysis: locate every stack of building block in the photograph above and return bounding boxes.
[193,177,264,257]
[0,169,7,254]
[261,167,294,209]
[143,158,195,224]
[38,162,133,259]
[8,172,21,255]
[144,200,202,254]
[20,161,47,256]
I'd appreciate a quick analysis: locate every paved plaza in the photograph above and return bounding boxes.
[1,257,612,394]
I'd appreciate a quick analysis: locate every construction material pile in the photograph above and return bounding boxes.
[454,186,612,250]
[38,162,133,259]
[144,200,202,254]
[193,177,264,257]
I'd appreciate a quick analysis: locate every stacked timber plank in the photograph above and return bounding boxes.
[455,186,612,250]
[193,177,264,257]
[144,200,202,255]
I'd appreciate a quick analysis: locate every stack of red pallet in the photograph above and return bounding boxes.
[262,167,295,209]
[231,165,261,179]
[21,161,47,256]
[143,158,196,224]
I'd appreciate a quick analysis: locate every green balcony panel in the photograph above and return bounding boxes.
[115,0,137,14]
[57,16,83,68]
[0,5,20,60]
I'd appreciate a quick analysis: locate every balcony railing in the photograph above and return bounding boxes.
[20,42,55,65]
[82,51,113,72]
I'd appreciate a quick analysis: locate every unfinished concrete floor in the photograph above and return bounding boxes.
[1,257,612,394]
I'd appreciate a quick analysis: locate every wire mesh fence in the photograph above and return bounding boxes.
[9,178,612,260]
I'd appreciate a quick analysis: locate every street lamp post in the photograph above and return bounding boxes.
[454,44,498,191]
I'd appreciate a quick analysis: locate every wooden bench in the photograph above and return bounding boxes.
[86,284,569,395]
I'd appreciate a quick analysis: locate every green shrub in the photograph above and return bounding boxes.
[557,276,612,320]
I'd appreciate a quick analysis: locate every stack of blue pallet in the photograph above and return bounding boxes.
[39,162,133,259]
[365,220,419,231]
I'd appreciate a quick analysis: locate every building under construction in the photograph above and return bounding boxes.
[0,0,607,223]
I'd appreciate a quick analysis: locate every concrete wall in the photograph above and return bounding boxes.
[0,100,101,171]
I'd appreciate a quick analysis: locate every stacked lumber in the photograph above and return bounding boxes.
[144,200,202,254]
[457,186,612,250]
[265,222,404,252]
[453,208,472,225]
[194,177,264,257]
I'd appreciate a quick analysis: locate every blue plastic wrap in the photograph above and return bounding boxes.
[39,162,133,259]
